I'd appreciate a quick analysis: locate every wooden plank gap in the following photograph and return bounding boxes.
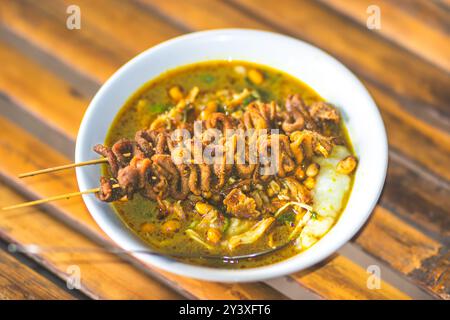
[0,238,89,300]
[0,96,75,159]
[338,242,435,300]
[0,25,100,98]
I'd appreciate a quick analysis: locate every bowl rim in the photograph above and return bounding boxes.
[75,28,388,282]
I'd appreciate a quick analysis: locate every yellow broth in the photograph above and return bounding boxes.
[104,60,354,268]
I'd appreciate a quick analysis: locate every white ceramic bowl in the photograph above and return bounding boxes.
[76,29,387,282]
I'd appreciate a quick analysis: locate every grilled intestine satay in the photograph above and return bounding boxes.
[94,93,342,213]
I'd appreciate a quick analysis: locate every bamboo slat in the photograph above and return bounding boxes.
[319,0,450,72]
[356,207,448,300]
[0,40,87,140]
[0,248,75,299]
[292,255,410,300]
[0,0,178,82]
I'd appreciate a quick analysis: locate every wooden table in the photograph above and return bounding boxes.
[0,0,448,300]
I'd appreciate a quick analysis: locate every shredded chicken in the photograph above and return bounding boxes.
[185,229,215,250]
[227,217,275,250]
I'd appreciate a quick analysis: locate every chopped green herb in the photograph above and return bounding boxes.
[242,94,257,106]
[137,99,170,115]
[188,220,199,229]
[311,211,318,220]
[222,216,230,233]
[257,89,272,102]
[149,103,170,114]
[276,211,296,225]
[217,103,227,113]
[181,108,188,122]
[201,74,215,84]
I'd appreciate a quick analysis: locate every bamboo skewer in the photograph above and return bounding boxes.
[19,158,108,178]
[18,153,132,178]
[9,151,134,210]
[1,185,120,211]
